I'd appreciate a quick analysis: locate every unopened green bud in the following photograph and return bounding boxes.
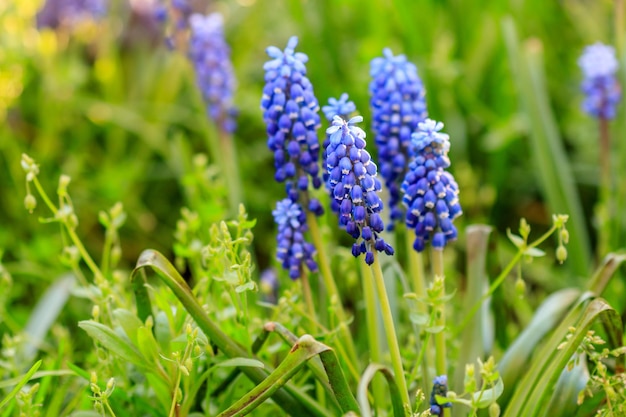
[58,174,71,195]
[92,305,100,320]
[515,278,526,297]
[560,229,569,244]
[489,402,501,417]
[110,244,121,266]
[24,194,37,213]
[184,358,193,372]
[90,372,98,385]
[106,378,115,391]
[556,245,567,264]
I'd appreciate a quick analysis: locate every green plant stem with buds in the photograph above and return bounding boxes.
[452,218,565,337]
[305,211,359,377]
[30,175,104,283]
[371,251,411,415]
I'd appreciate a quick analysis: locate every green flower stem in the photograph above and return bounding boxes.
[305,211,359,373]
[218,130,243,218]
[597,117,612,259]
[360,261,385,409]
[371,251,411,415]
[405,231,431,395]
[431,249,447,376]
[32,176,104,282]
[300,269,317,331]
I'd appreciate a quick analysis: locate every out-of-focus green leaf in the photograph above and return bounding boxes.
[78,321,149,372]
[0,360,41,409]
[472,377,504,408]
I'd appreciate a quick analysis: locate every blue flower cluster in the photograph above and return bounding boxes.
[272,199,318,279]
[370,48,428,229]
[189,13,237,133]
[402,119,462,252]
[325,115,394,265]
[578,43,622,119]
[321,94,357,198]
[429,375,452,416]
[37,0,107,29]
[262,36,324,216]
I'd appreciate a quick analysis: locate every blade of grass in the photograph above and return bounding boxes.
[0,360,42,410]
[357,363,406,417]
[501,17,591,278]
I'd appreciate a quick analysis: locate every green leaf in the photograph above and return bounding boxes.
[78,320,148,371]
[136,326,161,366]
[217,335,358,417]
[113,308,145,345]
[215,358,264,369]
[498,288,581,406]
[409,312,429,326]
[506,229,525,249]
[131,249,326,417]
[357,363,405,417]
[524,247,546,258]
[503,297,623,417]
[234,281,256,293]
[502,17,591,277]
[472,377,504,408]
[0,360,42,409]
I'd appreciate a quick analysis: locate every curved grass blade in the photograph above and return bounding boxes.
[544,353,589,416]
[586,252,626,295]
[0,360,42,410]
[498,288,581,406]
[217,335,359,416]
[131,249,326,417]
[503,297,622,417]
[357,364,405,417]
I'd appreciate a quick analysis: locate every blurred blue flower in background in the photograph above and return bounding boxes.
[272,198,317,279]
[578,42,621,119]
[370,48,428,229]
[189,12,237,133]
[402,119,462,252]
[325,115,394,265]
[429,375,452,416]
[37,0,107,29]
[262,36,323,216]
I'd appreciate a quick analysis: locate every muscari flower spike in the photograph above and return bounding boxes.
[370,48,428,229]
[578,42,622,119]
[429,375,452,416]
[262,36,324,216]
[189,12,237,133]
[325,115,394,265]
[321,94,357,196]
[272,199,318,280]
[402,119,462,252]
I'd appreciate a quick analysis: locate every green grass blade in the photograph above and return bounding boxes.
[453,224,493,415]
[498,288,581,407]
[501,17,591,277]
[217,335,358,416]
[357,364,405,417]
[503,296,622,417]
[131,249,326,417]
[586,252,626,295]
[0,360,42,410]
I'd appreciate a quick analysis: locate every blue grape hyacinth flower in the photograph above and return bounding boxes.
[262,36,323,216]
[322,93,357,121]
[578,42,622,119]
[429,375,452,416]
[273,199,318,279]
[325,115,394,265]
[402,119,462,252]
[321,94,357,196]
[370,48,428,229]
[189,13,237,133]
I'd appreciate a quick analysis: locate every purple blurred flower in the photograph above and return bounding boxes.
[578,42,621,119]
[37,0,107,29]
[189,12,237,133]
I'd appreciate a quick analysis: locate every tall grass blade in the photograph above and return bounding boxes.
[357,363,405,417]
[502,17,591,277]
[0,360,42,410]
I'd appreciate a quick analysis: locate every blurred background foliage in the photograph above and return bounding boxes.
[1,0,624,367]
